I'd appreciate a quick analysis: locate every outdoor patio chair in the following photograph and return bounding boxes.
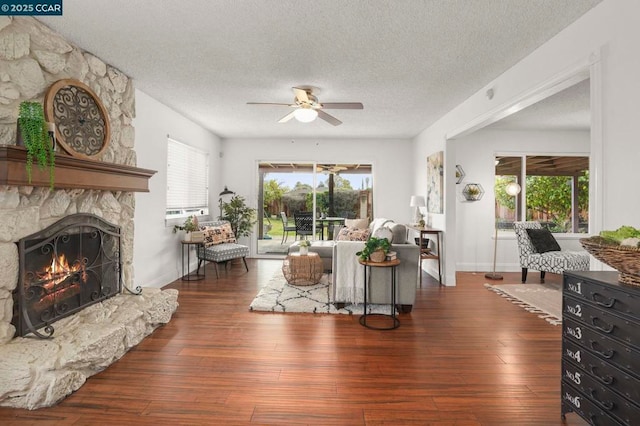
[280,212,297,244]
[294,212,322,240]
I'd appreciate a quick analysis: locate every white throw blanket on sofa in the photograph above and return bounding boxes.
[333,242,366,304]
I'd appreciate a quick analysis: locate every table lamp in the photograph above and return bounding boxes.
[410,195,425,225]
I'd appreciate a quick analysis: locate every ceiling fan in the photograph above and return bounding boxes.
[247,87,363,126]
[316,164,348,174]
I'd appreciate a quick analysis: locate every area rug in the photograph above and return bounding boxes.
[249,269,395,315]
[484,282,562,325]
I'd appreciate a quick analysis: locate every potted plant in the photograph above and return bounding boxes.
[17,101,55,188]
[172,215,199,241]
[219,194,257,238]
[298,239,311,255]
[356,237,391,262]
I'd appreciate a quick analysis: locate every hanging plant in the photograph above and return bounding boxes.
[18,101,55,188]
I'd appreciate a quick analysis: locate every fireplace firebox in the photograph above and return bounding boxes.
[12,213,134,338]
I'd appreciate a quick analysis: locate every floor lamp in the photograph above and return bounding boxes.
[485,182,521,280]
[218,186,235,217]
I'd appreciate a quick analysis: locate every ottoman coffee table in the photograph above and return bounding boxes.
[282,252,324,285]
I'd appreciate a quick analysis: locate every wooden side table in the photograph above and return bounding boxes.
[406,225,442,285]
[181,241,205,281]
[282,252,324,285]
[358,258,400,330]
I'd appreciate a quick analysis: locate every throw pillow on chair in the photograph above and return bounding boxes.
[525,228,561,253]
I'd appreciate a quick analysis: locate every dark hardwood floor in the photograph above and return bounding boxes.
[0,259,587,425]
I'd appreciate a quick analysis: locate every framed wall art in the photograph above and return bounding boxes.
[427,151,444,213]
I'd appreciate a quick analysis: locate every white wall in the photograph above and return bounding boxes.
[220,137,414,253]
[412,0,640,284]
[133,90,222,288]
[454,129,589,272]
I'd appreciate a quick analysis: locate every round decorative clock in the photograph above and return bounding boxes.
[44,79,111,159]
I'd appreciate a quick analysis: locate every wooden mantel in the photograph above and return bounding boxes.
[0,145,156,192]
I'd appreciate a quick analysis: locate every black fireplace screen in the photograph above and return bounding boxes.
[12,213,123,338]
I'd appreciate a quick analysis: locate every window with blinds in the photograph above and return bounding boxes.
[166,138,209,219]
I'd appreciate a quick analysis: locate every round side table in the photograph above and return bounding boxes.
[282,252,324,285]
[358,258,400,330]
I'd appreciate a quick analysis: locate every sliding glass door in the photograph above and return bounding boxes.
[257,162,373,255]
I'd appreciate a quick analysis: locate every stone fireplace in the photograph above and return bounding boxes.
[13,213,125,339]
[0,17,178,410]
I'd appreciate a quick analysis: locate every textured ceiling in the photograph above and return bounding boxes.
[39,0,601,139]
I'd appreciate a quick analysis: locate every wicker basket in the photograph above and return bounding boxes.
[580,237,640,286]
[369,249,387,263]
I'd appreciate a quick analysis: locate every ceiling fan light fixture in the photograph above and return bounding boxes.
[293,107,318,123]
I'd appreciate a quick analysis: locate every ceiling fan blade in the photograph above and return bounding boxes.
[278,111,296,123]
[247,102,295,107]
[320,102,364,110]
[292,87,310,103]
[317,110,342,126]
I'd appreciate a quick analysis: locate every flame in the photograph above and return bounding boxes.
[38,253,87,288]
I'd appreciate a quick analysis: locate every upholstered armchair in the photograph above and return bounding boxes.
[513,221,590,283]
[197,220,249,278]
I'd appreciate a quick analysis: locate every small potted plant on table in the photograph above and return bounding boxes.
[173,215,200,241]
[298,239,311,256]
[356,237,391,262]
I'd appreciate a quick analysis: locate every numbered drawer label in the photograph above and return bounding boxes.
[564,295,640,352]
[562,383,622,426]
[564,317,640,380]
[563,367,640,425]
[564,275,640,320]
[563,340,640,403]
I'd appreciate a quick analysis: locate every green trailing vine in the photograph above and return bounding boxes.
[18,101,55,188]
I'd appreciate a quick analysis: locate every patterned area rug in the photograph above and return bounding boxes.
[249,269,395,315]
[484,282,562,325]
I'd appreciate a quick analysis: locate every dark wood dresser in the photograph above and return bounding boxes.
[562,271,640,425]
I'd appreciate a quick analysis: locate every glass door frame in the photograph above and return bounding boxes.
[255,160,373,257]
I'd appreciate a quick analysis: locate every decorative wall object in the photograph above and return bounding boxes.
[462,183,485,201]
[44,79,111,159]
[427,151,444,213]
[455,164,465,184]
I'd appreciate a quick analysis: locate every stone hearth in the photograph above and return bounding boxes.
[0,288,178,409]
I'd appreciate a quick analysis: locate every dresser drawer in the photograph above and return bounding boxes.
[563,339,640,402]
[563,317,640,377]
[562,382,623,425]
[562,363,640,424]
[564,273,640,319]
[564,294,640,350]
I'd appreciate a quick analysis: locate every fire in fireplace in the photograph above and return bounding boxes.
[12,213,133,338]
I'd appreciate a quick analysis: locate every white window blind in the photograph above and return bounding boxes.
[166,138,209,215]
